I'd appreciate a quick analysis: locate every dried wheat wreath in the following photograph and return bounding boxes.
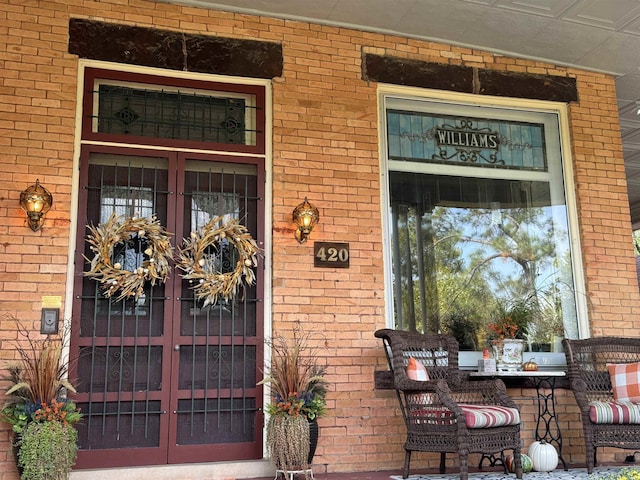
[84,213,173,301]
[177,216,260,306]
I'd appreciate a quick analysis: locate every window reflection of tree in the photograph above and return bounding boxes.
[391,173,577,350]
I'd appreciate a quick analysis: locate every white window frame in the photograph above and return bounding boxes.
[378,85,589,368]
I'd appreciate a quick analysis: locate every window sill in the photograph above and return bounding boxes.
[459,351,567,371]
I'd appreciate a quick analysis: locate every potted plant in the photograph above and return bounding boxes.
[1,321,82,480]
[487,300,531,371]
[260,329,328,476]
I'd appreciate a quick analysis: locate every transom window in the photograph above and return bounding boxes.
[94,82,256,145]
[81,68,265,154]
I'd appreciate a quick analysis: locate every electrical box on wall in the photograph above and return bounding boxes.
[41,308,59,334]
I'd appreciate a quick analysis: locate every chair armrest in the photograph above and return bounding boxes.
[570,377,588,393]
[434,379,466,420]
[569,377,595,411]
[395,376,439,394]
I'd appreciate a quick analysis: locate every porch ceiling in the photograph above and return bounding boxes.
[162,0,640,230]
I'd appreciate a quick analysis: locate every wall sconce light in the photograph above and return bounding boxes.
[20,179,53,231]
[292,197,319,243]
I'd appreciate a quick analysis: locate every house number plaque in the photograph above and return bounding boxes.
[314,242,349,268]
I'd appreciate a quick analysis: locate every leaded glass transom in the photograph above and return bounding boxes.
[94,83,257,146]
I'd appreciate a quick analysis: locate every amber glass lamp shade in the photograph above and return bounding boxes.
[292,197,319,243]
[20,179,53,231]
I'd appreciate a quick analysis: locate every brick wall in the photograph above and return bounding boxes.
[0,0,637,477]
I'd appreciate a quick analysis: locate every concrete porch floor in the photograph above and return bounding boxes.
[250,464,632,480]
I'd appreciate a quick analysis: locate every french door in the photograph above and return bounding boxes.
[70,145,265,468]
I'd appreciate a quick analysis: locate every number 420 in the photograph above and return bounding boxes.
[314,243,349,267]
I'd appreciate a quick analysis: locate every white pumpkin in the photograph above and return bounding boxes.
[528,440,558,472]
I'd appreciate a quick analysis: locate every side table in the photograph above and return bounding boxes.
[469,369,567,471]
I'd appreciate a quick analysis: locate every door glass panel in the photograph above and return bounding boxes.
[79,286,165,337]
[76,401,162,449]
[179,300,256,337]
[178,345,257,390]
[176,398,256,445]
[77,346,163,392]
[179,160,258,333]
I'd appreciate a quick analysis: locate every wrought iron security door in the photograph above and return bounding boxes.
[70,147,264,469]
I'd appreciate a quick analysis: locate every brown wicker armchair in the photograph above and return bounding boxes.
[563,337,640,473]
[375,329,523,480]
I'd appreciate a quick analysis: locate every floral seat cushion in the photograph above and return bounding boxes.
[459,404,520,428]
[589,401,640,424]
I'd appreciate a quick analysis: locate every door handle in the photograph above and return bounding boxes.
[174,344,180,351]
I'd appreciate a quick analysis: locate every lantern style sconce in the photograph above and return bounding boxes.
[292,197,319,244]
[20,179,53,231]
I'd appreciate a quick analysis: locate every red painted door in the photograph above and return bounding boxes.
[70,146,264,469]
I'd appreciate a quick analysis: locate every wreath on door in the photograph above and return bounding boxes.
[84,213,174,301]
[176,216,260,306]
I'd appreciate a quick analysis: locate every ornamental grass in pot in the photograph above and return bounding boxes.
[0,319,82,480]
[260,329,328,476]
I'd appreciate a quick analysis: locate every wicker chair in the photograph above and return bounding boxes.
[375,329,523,480]
[563,337,640,473]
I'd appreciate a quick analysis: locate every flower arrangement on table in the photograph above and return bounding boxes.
[487,315,520,341]
[591,467,640,480]
[487,305,529,369]
[487,298,532,343]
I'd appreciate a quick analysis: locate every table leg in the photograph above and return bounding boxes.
[532,376,567,470]
[478,451,507,473]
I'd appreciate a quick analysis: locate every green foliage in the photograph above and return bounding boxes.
[486,297,533,343]
[1,399,32,434]
[393,198,577,345]
[443,314,480,350]
[591,467,640,480]
[18,421,78,480]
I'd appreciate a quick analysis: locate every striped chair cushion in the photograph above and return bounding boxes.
[459,404,520,428]
[410,407,454,425]
[589,401,640,424]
